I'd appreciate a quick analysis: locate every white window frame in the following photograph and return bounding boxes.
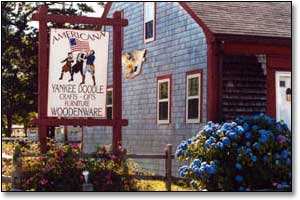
[186,73,201,123]
[144,2,155,43]
[106,88,113,119]
[157,78,170,124]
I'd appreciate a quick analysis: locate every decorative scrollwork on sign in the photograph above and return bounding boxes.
[122,49,147,79]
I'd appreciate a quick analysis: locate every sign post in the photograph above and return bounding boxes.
[37,6,48,153]
[112,12,123,150]
[31,5,128,153]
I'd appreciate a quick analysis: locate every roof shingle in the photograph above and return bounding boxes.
[185,2,291,38]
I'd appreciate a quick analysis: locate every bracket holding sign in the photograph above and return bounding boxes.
[31,6,128,153]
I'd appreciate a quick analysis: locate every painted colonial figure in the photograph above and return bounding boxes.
[59,52,74,80]
[69,50,86,82]
[81,50,96,85]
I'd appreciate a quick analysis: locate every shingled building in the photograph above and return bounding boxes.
[83,2,291,175]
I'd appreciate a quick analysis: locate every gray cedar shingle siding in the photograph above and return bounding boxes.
[83,2,207,175]
[185,2,291,38]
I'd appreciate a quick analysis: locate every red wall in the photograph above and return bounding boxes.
[266,55,291,118]
[223,42,291,118]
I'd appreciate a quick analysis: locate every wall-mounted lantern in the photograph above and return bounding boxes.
[286,88,291,102]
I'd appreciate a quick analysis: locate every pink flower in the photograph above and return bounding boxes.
[72,144,79,150]
[109,154,117,162]
[39,178,48,185]
[21,167,27,173]
[57,150,64,157]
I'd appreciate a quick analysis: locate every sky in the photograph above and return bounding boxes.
[28,2,105,28]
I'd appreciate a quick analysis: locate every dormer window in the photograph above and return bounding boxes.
[144,2,155,43]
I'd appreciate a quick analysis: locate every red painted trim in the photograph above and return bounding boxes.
[185,69,203,123]
[207,41,220,122]
[223,43,291,55]
[143,2,156,44]
[102,2,112,18]
[186,69,203,76]
[99,2,113,30]
[266,56,292,118]
[120,10,124,50]
[36,6,48,153]
[32,13,128,26]
[112,11,124,151]
[32,118,128,126]
[156,74,172,125]
[157,74,172,81]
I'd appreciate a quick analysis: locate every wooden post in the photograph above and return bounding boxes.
[165,144,172,191]
[112,11,123,153]
[37,5,49,153]
[122,148,129,175]
[12,145,22,190]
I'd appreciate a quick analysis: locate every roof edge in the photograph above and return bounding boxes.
[179,2,215,42]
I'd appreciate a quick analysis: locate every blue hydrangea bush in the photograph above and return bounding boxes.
[176,114,291,191]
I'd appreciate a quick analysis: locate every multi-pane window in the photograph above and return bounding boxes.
[186,73,201,123]
[157,77,171,124]
[144,2,155,43]
[106,88,113,120]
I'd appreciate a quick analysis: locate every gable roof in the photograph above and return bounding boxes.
[102,2,291,39]
[183,2,291,38]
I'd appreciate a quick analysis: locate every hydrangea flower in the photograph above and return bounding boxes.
[281,150,289,159]
[193,159,201,166]
[259,134,268,143]
[252,142,260,150]
[252,125,259,131]
[221,137,230,146]
[235,175,244,183]
[245,132,252,139]
[177,114,291,191]
[277,135,286,144]
[251,155,257,162]
[235,163,242,170]
[243,123,249,131]
[216,141,224,149]
[286,159,291,166]
[207,164,217,174]
[228,131,238,139]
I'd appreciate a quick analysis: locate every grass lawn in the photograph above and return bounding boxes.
[134,179,195,191]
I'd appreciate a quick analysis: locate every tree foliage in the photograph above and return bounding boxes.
[1,2,97,136]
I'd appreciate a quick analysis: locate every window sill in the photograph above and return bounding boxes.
[144,37,155,44]
[186,119,200,124]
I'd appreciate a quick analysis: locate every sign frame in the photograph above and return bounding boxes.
[31,6,128,153]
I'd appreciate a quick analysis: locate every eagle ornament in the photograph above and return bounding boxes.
[122,49,147,79]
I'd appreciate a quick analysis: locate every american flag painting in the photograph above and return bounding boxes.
[69,38,90,52]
